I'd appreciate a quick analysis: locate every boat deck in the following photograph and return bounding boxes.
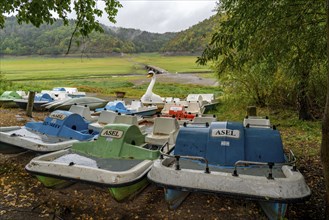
[167,158,286,178]
[56,150,147,172]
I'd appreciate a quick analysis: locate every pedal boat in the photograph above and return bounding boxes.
[161,104,196,123]
[147,118,311,219]
[25,123,173,201]
[0,91,23,108]
[0,110,98,153]
[14,93,54,111]
[96,100,157,117]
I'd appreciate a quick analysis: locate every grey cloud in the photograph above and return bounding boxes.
[97,1,217,33]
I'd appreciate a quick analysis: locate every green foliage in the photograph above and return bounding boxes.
[0,0,122,42]
[197,0,326,120]
[161,15,221,53]
[0,17,177,55]
[0,72,13,94]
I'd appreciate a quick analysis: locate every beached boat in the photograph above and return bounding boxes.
[88,111,146,133]
[14,93,54,111]
[42,96,108,111]
[0,91,24,108]
[0,110,98,153]
[96,100,157,116]
[42,87,86,99]
[140,71,165,110]
[185,94,219,113]
[148,117,311,219]
[25,123,174,201]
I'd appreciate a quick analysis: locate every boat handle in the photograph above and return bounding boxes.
[159,144,210,174]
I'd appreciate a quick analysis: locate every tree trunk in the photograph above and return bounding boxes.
[297,71,312,120]
[321,1,329,218]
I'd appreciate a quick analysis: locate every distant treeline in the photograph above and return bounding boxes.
[0,16,218,56]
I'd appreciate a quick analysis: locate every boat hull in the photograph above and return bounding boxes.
[259,201,287,220]
[26,149,154,201]
[148,158,311,203]
[36,175,74,189]
[0,126,79,152]
[0,141,27,154]
[164,188,190,210]
[0,100,19,108]
[109,177,149,202]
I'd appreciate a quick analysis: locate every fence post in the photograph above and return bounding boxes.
[26,91,35,117]
[247,106,257,117]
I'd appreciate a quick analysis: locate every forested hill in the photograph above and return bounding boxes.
[0,15,218,56]
[161,15,220,54]
[0,17,176,55]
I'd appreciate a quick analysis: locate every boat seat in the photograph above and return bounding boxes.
[185,102,204,115]
[243,117,271,128]
[113,114,138,125]
[192,116,217,124]
[145,117,180,145]
[88,111,117,132]
[69,105,98,122]
[186,94,203,102]
[200,94,215,103]
[113,114,146,133]
[129,100,142,109]
[161,103,183,115]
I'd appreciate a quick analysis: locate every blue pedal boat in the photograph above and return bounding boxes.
[147,118,311,219]
[96,100,157,117]
[0,110,98,153]
[14,93,54,111]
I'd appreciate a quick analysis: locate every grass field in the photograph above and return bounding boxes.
[0,54,216,98]
[1,54,212,81]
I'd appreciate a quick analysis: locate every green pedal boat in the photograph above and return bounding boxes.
[25,123,173,202]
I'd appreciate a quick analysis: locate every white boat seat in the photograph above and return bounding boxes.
[186,94,203,102]
[129,100,142,109]
[113,114,139,125]
[145,117,180,145]
[161,103,183,115]
[192,116,217,124]
[88,111,117,132]
[185,102,204,115]
[200,94,215,103]
[114,114,147,132]
[69,105,98,122]
[243,117,271,128]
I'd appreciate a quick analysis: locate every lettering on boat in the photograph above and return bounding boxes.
[49,113,67,120]
[211,129,240,139]
[42,121,61,128]
[101,129,124,139]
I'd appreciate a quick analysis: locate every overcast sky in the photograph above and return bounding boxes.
[97,0,218,33]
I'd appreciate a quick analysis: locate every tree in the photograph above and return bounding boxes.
[323,1,329,218]
[0,0,122,53]
[197,0,329,217]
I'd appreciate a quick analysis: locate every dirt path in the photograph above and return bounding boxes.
[0,108,325,219]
